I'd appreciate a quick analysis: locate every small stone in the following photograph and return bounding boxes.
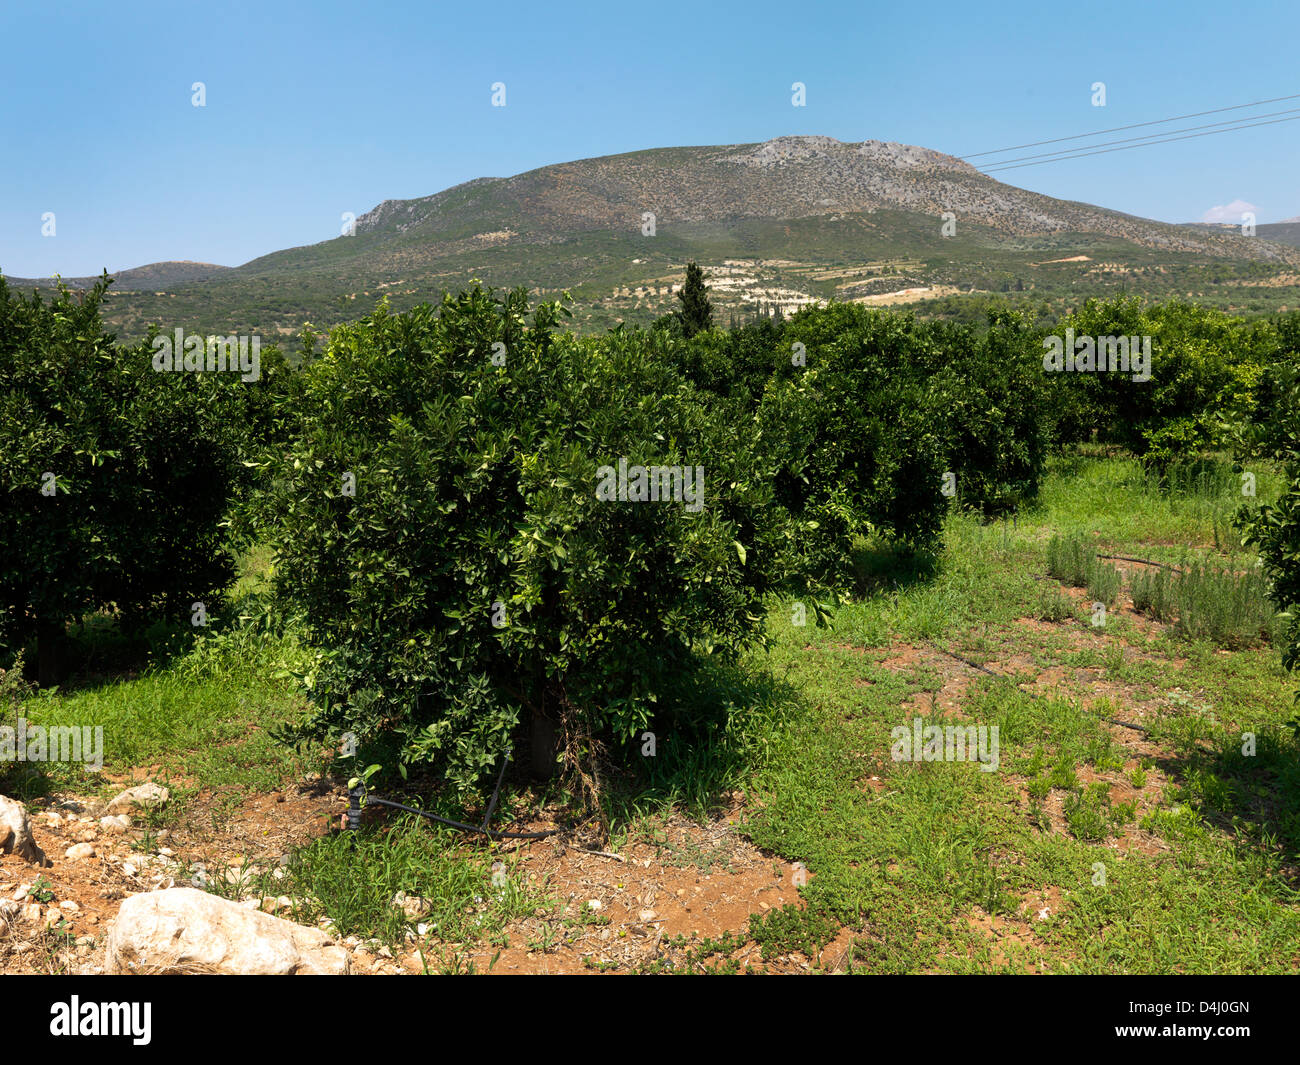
[587,899,603,912]
[121,863,137,877]
[106,783,169,816]
[12,885,29,902]
[59,900,80,912]
[391,891,431,920]
[65,843,96,861]
[0,796,48,866]
[99,815,130,835]
[639,908,657,922]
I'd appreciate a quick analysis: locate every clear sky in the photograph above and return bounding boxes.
[2,0,1297,278]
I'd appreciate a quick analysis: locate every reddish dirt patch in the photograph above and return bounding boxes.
[447,812,812,975]
[2,781,826,976]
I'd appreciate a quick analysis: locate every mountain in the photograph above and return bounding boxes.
[7,261,232,291]
[8,136,1300,345]
[1257,222,1300,248]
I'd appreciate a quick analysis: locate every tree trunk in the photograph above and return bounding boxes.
[37,618,62,689]
[530,710,560,780]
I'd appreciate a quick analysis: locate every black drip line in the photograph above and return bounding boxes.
[345,749,564,841]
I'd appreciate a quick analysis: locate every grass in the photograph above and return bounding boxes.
[0,623,320,813]
[6,447,1300,972]
[216,817,539,950]
[734,453,1300,973]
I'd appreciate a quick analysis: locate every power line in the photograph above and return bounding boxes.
[981,112,1300,174]
[962,91,1300,159]
[979,105,1300,169]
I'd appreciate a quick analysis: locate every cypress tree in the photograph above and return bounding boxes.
[677,262,713,338]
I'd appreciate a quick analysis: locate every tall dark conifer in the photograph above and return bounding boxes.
[677,261,713,338]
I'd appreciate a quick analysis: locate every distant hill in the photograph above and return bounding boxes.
[6,260,231,291]
[1257,222,1300,248]
[8,136,1300,344]
[1181,219,1300,249]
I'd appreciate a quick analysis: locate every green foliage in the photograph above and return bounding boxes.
[258,286,786,793]
[1063,782,1115,842]
[788,305,1048,516]
[1086,560,1121,607]
[755,354,946,586]
[1046,533,1093,586]
[1169,561,1279,648]
[0,275,250,678]
[1034,587,1075,622]
[239,819,535,951]
[661,301,1052,586]
[1229,362,1300,670]
[1130,567,1176,622]
[1050,297,1270,465]
[676,261,713,339]
[1044,533,1118,605]
[920,307,1049,515]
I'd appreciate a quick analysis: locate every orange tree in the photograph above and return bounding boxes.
[0,275,255,683]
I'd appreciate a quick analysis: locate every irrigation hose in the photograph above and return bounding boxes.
[345,746,564,841]
[930,646,1152,735]
[356,793,562,840]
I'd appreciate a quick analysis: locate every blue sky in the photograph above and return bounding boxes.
[2,0,1297,278]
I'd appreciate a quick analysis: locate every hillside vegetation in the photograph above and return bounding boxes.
[8,136,1300,349]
